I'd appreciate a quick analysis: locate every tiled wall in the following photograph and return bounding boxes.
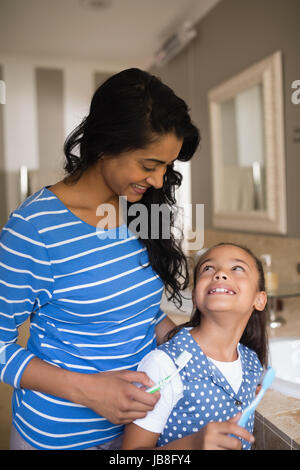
[254,411,300,450]
[193,229,300,286]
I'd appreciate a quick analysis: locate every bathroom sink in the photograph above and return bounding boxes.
[268,337,300,399]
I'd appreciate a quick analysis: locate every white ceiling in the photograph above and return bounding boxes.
[0,0,221,69]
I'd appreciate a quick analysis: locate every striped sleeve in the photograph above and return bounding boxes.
[0,212,54,388]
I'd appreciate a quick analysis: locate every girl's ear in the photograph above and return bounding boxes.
[254,291,267,311]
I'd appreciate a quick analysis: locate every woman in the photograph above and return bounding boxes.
[0,68,200,449]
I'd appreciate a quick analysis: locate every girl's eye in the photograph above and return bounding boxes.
[232,265,244,271]
[202,265,214,272]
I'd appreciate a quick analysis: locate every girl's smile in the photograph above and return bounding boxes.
[207,285,236,295]
[193,245,266,319]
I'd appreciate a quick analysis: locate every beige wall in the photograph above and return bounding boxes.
[152,0,300,238]
[0,66,7,228]
[35,68,64,173]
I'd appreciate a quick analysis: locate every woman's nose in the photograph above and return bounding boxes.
[146,168,166,189]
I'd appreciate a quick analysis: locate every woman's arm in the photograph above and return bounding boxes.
[121,414,255,450]
[155,316,176,345]
[20,357,160,424]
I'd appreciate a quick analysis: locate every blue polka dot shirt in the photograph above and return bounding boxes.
[156,328,263,449]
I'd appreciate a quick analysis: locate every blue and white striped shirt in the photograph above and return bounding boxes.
[0,187,166,449]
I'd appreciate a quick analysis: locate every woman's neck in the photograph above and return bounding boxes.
[64,166,118,209]
[49,167,122,229]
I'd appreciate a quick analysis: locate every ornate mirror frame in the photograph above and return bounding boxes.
[208,51,287,234]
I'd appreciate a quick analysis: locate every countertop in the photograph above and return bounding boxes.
[256,296,300,449]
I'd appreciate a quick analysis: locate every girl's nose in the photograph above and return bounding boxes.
[146,168,166,189]
[213,271,228,280]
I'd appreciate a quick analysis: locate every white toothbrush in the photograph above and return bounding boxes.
[146,350,192,394]
[237,366,276,427]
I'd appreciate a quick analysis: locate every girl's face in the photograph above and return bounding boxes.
[193,245,267,321]
[97,133,183,203]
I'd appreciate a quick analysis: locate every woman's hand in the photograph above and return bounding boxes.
[192,413,254,450]
[71,369,160,424]
[21,357,160,425]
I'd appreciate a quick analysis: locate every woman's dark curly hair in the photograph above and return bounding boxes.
[167,243,269,367]
[63,68,200,308]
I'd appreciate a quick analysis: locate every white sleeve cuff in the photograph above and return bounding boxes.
[134,349,184,434]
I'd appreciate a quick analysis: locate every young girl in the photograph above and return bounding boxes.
[121,243,268,450]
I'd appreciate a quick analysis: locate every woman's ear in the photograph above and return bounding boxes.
[254,291,267,311]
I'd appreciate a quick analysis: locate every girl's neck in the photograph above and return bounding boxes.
[190,317,244,362]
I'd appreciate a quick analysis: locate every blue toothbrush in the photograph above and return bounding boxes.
[238,367,276,428]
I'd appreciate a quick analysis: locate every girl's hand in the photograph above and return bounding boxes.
[71,369,160,425]
[193,413,255,450]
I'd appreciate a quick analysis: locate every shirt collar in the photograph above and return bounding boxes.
[174,328,263,384]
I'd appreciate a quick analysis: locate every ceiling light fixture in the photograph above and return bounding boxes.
[80,0,113,10]
[153,21,197,67]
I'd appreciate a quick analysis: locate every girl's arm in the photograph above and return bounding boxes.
[121,414,255,450]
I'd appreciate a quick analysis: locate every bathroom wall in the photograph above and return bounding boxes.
[0,66,7,228]
[201,229,300,286]
[35,68,64,174]
[151,0,300,238]
[152,0,300,337]
[0,56,119,225]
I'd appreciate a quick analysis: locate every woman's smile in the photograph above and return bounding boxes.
[131,183,150,194]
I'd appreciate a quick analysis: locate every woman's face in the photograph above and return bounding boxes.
[98,133,183,202]
[193,245,267,321]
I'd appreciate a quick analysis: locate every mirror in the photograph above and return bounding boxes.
[208,51,287,234]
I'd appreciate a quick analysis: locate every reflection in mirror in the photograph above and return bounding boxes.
[208,51,287,234]
[220,84,266,212]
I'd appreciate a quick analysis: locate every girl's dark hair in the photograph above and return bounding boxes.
[167,243,269,367]
[63,68,200,307]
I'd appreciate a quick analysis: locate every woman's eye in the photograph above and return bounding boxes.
[143,166,155,172]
